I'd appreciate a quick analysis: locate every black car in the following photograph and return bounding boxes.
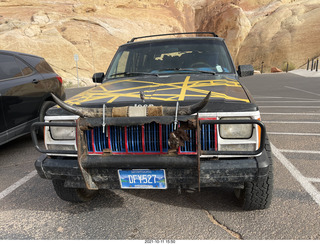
[0,50,65,145]
[32,32,273,210]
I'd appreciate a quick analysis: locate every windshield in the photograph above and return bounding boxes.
[106,39,235,79]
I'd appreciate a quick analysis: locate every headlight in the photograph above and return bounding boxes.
[49,121,76,140]
[47,144,76,151]
[219,117,253,139]
[219,143,256,152]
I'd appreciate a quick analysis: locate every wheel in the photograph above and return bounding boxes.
[52,179,98,203]
[235,136,274,210]
[38,100,56,138]
[235,166,273,210]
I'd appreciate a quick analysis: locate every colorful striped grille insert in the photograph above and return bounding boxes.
[85,121,217,155]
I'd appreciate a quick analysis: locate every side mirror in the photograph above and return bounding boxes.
[237,65,254,77]
[92,72,105,83]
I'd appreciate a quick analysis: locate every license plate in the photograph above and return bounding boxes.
[118,169,167,189]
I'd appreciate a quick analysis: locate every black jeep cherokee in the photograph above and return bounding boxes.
[32,32,273,210]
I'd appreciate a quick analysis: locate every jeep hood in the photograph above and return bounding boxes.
[50,74,257,116]
[69,74,249,104]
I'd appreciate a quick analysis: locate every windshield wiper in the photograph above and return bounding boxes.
[110,72,159,77]
[158,68,216,75]
[110,68,216,78]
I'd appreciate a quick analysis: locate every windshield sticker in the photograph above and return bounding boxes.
[216,65,223,72]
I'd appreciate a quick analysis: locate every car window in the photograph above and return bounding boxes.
[106,39,235,79]
[21,55,54,74]
[109,51,129,76]
[15,58,33,76]
[0,54,23,80]
[34,59,55,73]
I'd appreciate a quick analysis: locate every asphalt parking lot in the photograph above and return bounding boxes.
[0,72,319,240]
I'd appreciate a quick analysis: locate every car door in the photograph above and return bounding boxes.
[0,93,7,145]
[0,53,43,137]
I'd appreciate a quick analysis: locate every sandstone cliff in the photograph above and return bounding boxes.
[0,0,319,86]
[0,0,194,86]
[196,0,320,72]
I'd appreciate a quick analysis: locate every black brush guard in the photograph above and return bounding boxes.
[32,117,267,190]
[32,117,266,156]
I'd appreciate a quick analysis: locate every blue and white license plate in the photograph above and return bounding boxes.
[118,169,167,189]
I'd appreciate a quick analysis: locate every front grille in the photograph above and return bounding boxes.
[127,125,143,152]
[200,123,216,151]
[85,121,217,155]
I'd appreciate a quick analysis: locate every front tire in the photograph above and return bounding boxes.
[52,179,98,203]
[235,166,273,210]
[235,136,274,210]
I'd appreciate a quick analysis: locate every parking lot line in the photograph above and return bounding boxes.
[260,106,320,108]
[0,170,37,201]
[261,113,320,115]
[268,132,320,136]
[279,149,320,155]
[285,86,320,97]
[306,178,320,183]
[257,100,320,103]
[254,96,320,101]
[271,143,320,207]
[264,121,320,124]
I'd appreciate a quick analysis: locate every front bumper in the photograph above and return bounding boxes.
[35,150,271,190]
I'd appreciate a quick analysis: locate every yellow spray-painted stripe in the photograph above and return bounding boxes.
[104,78,240,94]
[107,96,120,103]
[67,90,248,104]
[178,76,190,101]
[65,77,249,105]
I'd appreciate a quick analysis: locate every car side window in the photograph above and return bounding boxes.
[35,59,55,73]
[15,58,33,76]
[21,55,54,74]
[0,54,23,80]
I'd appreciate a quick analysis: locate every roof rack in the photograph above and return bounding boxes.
[128,32,219,43]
